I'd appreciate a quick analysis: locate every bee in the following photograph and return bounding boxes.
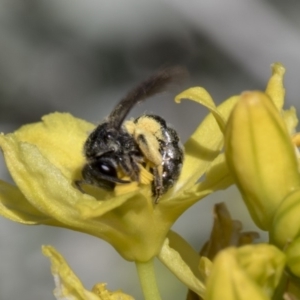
[75,67,185,203]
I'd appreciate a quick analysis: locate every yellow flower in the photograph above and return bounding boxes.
[224,63,300,230]
[0,90,236,262]
[205,244,286,300]
[42,245,134,300]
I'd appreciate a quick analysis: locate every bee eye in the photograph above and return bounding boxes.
[98,162,116,176]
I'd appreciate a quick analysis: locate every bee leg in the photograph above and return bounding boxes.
[135,131,162,167]
[118,154,142,182]
[152,166,164,204]
[134,131,164,203]
[130,154,146,181]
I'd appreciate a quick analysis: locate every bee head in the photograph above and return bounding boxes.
[84,122,122,160]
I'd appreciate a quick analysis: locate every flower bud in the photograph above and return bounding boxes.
[205,245,285,300]
[225,91,300,230]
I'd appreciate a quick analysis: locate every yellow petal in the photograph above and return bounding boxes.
[12,113,94,180]
[175,87,226,133]
[196,153,233,192]
[42,245,134,300]
[175,92,239,193]
[225,91,300,230]
[160,161,233,225]
[158,238,205,298]
[160,156,233,229]
[0,179,52,224]
[282,106,298,136]
[42,245,100,300]
[0,136,92,220]
[92,283,134,300]
[265,63,285,111]
[167,231,204,281]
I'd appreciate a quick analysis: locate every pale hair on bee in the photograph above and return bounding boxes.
[75,66,187,203]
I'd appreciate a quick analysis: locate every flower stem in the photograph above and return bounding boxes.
[135,259,162,300]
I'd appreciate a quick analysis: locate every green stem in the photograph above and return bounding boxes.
[135,259,162,300]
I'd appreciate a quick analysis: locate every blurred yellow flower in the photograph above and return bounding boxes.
[43,245,134,300]
[205,244,286,300]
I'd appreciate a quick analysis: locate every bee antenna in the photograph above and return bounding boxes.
[108,66,188,128]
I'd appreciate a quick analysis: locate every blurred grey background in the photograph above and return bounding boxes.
[0,0,297,299]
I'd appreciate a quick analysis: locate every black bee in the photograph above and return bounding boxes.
[75,67,185,203]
